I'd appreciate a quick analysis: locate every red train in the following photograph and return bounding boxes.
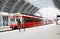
[10,13,43,29]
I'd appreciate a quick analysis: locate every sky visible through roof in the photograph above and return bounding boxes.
[26,0,60,20]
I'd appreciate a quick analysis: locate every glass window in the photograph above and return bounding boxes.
[35,19,43,22]
[22,18,24,22]
[39,19,43,22]
[35,19,37,22]
[10,18,15,22]
[16,18,20,21]
[24,17,30,22]
[29,18,33,22]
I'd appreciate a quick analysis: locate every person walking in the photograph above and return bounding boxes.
[23,25,25,31]
[17,18,21,32]
[22,18,25,31]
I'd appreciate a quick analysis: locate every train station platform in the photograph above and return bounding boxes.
[0,26,12,32]
[0,23,60,39]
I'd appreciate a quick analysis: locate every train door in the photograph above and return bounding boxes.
[3,16,8,26]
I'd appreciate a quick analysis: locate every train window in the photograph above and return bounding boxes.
[22,18,25,24]
[35,19,37,22]
[16,18,20,21]
[29,18,33,22]
[35,19,43,22]
[24,17,30,22]
[37,19,40,22]
[40,19,43,22]
[10,18,15,22]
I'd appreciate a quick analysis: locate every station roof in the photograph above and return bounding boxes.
[53,0,60,9]
[0,0,39,15]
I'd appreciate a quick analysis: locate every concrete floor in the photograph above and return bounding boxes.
[0,24,60,39]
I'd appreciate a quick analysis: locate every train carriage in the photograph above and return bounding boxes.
[10,13,43,29]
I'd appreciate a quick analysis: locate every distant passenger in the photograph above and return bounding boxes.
[22,18,25,31]
[17,18,21,32]
[22,24,25,31]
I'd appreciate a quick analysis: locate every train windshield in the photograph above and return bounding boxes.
[10,18,15,22]
[10,18,16,23]
[10,17,24,24]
